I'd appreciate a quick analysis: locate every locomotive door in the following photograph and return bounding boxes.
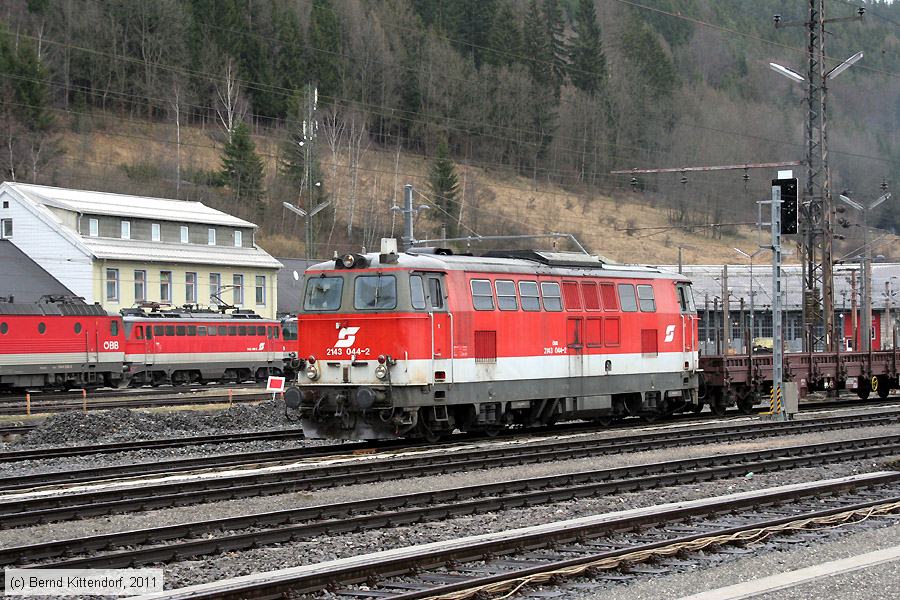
[567,317,585,395]
[677,284,696,370]
[145,324,156,367]
[425,273,452,383]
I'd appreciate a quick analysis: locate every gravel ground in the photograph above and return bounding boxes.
[2,399,298,447]
[3,423,899,551]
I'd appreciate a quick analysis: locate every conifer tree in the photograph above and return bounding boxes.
[308,0,342,97]
[428,139,461,238]
[221,122,265,210]
[569,0,607,96]
[542,0,568,97]
[523,0,550,86]
[486,1,523,67]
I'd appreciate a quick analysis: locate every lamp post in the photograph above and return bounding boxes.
[838,191,891,352]
[283,200,331,262]
[734,247,766,352]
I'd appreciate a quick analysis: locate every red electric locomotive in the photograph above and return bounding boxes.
[0,301,126,390]
[285,241,700,440]
[121,307,290,385]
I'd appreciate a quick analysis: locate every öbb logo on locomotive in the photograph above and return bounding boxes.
[664,324,676,343]
[334,326,360,348]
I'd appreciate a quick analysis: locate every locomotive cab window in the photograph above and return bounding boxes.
[304,276,344,311]
[470,279,494,311]
[540,282,563,312]
[111,320,120,336]
[410,275,426,309]
[428,277,444,309]
[637,285,656,312]
[676,283,697,313]
[354,274,397,310]
[496,280,518,311]
[518,281,540,311]
[134,325,143,340]
[617,284,638,312]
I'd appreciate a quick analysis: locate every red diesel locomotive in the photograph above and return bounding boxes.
[285,243,700,440]
[0,301,126,390]
[121,308,290,385]
[0,300,293,391]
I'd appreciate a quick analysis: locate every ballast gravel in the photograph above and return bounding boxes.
[3,421,899,591]
[13,399,294,447]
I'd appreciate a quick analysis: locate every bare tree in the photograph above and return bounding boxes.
[345,111,370,240]
[320,105,346,247]
[215,59,246,141]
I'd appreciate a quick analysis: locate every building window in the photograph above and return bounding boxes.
[1,200,7,208]
[160,271,172,303]
[185,272,197,304]
[234,230,242,247]
[255,275,266,305]
[134,270,146,302]
[88,218,99,237]
[151,223,161,242]
[180,225,189,244]
[209,273,221,304]
[208,228,216,245]
[0,219,11,239]
[121,220,131,239]
[106,268,119,301]
[233,274,243,304]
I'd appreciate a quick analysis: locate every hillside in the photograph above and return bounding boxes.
[57,118,900,265]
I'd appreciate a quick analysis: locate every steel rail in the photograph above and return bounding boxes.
[128,473,900,599]
[4,433,900,568]
[0,392,268,416]
[3,409,899,498]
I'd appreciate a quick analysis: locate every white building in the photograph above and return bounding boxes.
[0,183,282,318]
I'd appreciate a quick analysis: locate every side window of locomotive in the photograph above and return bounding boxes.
[74,322,83,334]
[540,282,563,312]
[676,285,688,313]
[176,325,186,336]
[582,282,601,311]
[600,283,618,311]
[219,326,227,336]
[165,325,175,336]
[304,276,344,311]
[428,277,444,309]
[518,281,540,311]
[637,285,656,312]
[207,326,217,337]
[496,280,518,311]
[0,322,6,334]
[410,275,426,309]
[685,285,697,312]
[198,326,207,337]
[154,325,164,337]
[562,282,581,311]
[354,275,398,310]
[145,326,152,340]
[617,284,638,312]
[470,279,494,310]
[238,326,247,336]
[135,325,143,340]
[228,326,237,336]
[188,326,197,336]
[111,320,120,336]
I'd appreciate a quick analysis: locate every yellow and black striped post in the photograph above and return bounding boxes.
[767,385,783,416]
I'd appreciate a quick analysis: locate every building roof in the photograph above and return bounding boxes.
[82,237,283,269]
[660,263,900,311]
[0,240,77,302]
[4,182,256,228]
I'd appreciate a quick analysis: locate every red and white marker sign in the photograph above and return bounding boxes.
[266,376,286,392]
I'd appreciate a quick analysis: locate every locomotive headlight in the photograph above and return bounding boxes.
[375,363,389,380]
[305,364,320,380]
[340,253,356,268]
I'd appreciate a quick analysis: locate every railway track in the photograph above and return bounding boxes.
[2,410,900,527]
[123,472,900,600]
[3,432,899,572]
[0,390,269,416]
[0,423,37,438]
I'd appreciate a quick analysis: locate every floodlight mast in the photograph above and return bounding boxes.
[771,0,864,352]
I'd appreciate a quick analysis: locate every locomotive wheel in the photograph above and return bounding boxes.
[877,376,890,399]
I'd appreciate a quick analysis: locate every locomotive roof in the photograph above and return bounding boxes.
[0,302,109,317]
[121,308,270,321]
[307,250,686,281]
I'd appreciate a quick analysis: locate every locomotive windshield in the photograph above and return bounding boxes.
[354,275,397,310]
[304,276,344,311]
